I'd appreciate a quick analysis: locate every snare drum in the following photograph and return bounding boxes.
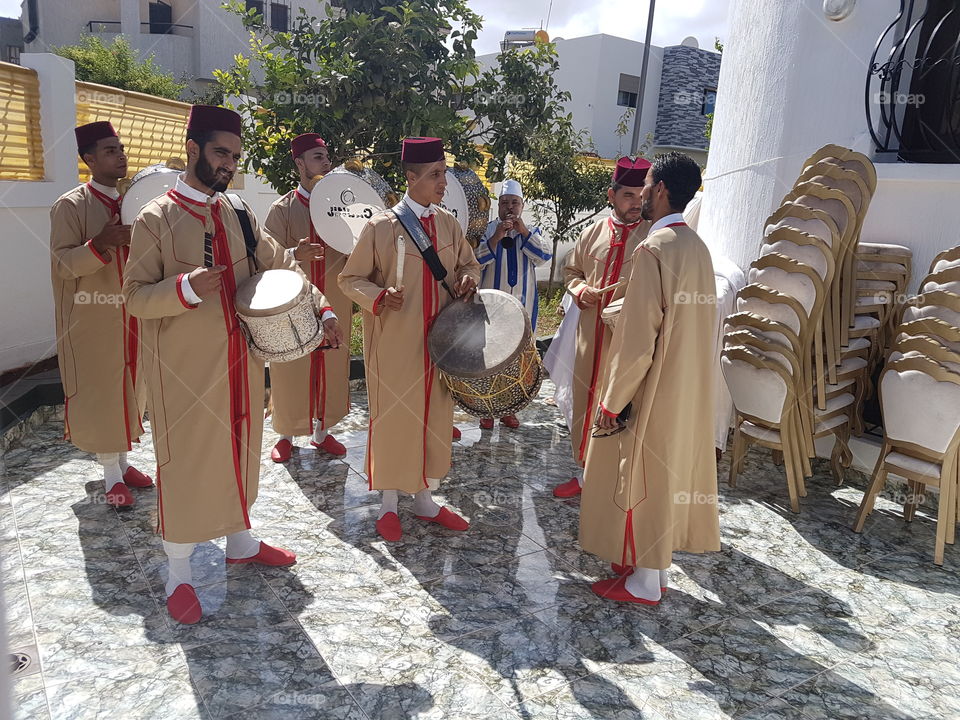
[442,166,491,246]
[310,162,399,255]
[601,297,623,328]
[427,289,543,417]
[121,164,180,224]
[234,269,327,363]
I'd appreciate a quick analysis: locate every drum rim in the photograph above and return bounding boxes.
[120,165,180,224]
[235,269,310,317]
[427,289,533,378]
[308,165,392,255]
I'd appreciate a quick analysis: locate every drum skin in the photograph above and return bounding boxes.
[121,164,180,224]
[309,164,398,255]
[234,269,326,363]
[427,289,543,417]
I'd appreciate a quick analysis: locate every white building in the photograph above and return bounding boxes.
[477,33,721,163]
[18,0,325,93]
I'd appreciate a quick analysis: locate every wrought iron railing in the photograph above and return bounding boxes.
[866,0,960,163]
[85,20,194,36]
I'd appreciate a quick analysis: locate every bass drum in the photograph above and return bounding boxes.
[310,162,399,255]
[120,164,180,224]
[442,166,491,246]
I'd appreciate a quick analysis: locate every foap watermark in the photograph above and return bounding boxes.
[273,91,328,107]
[76,88,124,105]
[75,291,126,307]
[674,491,719,505]
[879,487,926,506]
[472,91,527,107]
[674,291,717,306]
[874,91,925,107]
[273,691,328,709]
[472,489,523,507]
[672,90,701,106]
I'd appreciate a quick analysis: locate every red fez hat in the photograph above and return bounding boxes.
[401,137,444,164]
[613,156,651,187]
[75,121,117,151]
[187,104,242,138]
[291,133,326,160]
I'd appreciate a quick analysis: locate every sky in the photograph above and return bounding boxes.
[0,0,729,52]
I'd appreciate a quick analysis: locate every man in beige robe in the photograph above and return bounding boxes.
[338,137,480,542]
[264,133,351,462]
[581,152,720,605]
[50,121,153,507]
[124,106,342,623]
[553,157,652,499]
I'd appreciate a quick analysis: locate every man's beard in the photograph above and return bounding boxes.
[197,154,231,192]
[640,197,653,221]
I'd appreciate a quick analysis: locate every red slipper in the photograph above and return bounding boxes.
[591,575,660,605]
[500,414,520,429]
[376,512,402,542]
[552,477,582,498]
[311,434,346,456]
[271,439,293,463]
[452,426,462,440]
[479,418,494,430]
[167,583,202,624]
[122,466,154,488]
[105,482,134,507]
[225,541,296,567]
[415,506,469,531]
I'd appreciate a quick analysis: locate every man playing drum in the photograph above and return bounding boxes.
[264,133,351,462]
[124,105,343,624]
[474,179,552,430]
[552,157,652,499]
[50,121,153,507]
[339,137,481,542]
[581,152,719,604]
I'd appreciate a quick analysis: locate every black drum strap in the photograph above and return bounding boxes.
[391,200,455,299]
[227,193,261,272]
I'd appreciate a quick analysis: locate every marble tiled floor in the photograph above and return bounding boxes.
[3,381,960,719]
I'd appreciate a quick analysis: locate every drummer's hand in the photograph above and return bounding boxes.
[578,286,600,308]
[188,265,227,298]
[294,237,325,262]
[382,286,404,311]
[92,214,131,254]
[322,317,344,349]
[595,407,619,431]
[455,275,477,302]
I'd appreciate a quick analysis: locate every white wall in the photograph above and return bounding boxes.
[0,54,283,376]
[477,34,663,159]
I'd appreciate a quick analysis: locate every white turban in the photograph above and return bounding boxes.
[499,179,523,199]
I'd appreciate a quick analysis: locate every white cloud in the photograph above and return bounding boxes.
[471,0,729,54]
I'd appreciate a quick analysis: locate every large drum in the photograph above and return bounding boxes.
[234,269,327,363]
[427,289,543,418]
[442,166,491,246]
[310,162,398,255]
[120,163,180,224]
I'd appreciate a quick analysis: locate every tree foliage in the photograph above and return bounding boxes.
[216,1,569,193]
[53,35,186,100]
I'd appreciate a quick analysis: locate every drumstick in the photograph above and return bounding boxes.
[395,235,405,288]
[564,279,625,298]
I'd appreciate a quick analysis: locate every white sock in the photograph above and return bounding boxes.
[163,540,195,597]
[118,452,130,472]
[311,425,328,444]
[378,490,399,519]
[225,529,261,560]
[623,567,662,602]
[413,488,440,518]
[97,453,122,491]
[659,568,668,590]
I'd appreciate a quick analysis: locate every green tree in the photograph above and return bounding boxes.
[216,1,569,193]
[54,35,186,100]
[511,121,613,292]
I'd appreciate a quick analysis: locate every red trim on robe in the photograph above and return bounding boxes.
[175,273,198,309]
[599,402,619,419]
[620,509,637,568]
[420,214,440,489]
[85,239,110,265]
[372,289,389,315]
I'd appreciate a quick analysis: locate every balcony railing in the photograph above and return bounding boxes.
[85,20,194,36]
[866,0,960,164]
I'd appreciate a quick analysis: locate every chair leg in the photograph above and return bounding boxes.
[933,469,950,565]
[782,435,801,514]
[853,442,890,532]
[772,449,783,466]
[830,427,847,486]
[851,374,867,437]
[789,415,808,498]
[904,479,921,523]
[728,423,744,488]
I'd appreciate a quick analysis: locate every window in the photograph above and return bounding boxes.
[617,73,641,108]
[246,0,265,21]
[148,1,173,35]
[4,46,20,65]
[702,89,717,116]
[270,1,290,32]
